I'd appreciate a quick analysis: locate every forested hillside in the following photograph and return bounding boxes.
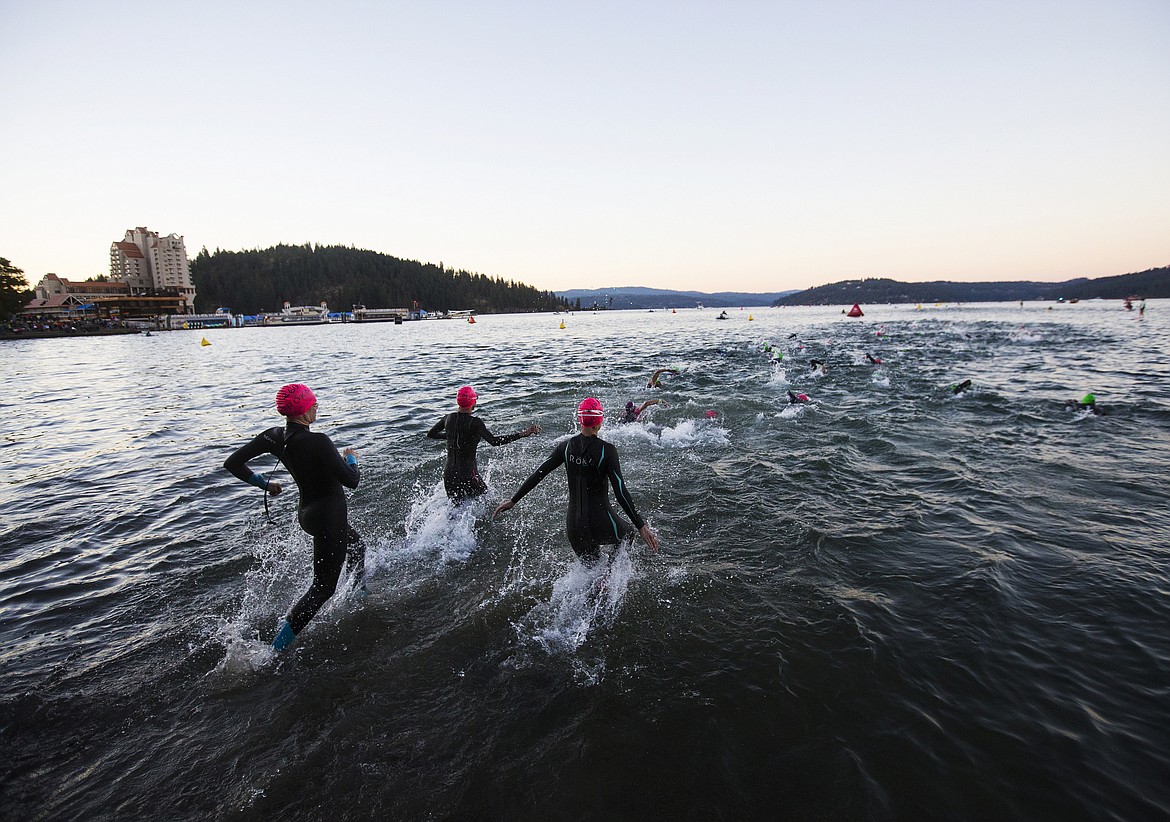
[774,266,1170,306]
[191,244,570,315]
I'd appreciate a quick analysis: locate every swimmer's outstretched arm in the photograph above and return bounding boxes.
[482,418,542,446]
[647,368,676,387]
[492,444,565,519]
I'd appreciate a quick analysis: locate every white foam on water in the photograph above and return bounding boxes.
[658,418,730,447]
[871,374,890,388]
[608,418,730,449]
[209,633,276,682]
[398,480,485,563]
[207,509,377,675]
[519,543,639,659]
[1010,327,1044,343]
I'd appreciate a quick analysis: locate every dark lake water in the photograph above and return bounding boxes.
[2,301,1168,821]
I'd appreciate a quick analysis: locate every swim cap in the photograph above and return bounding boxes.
[625,401,635,410]
[1081,393,1096,405]
[704,410,718,418]
[276,383,316,417]
[577,397,604,428]
[457,385,478,408]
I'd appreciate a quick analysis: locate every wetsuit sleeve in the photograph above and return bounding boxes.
[313,432,361,489]
[427,416,447,440]
[223,427,281,483]
[477,417,527,447]
[603,447,646,530]
[510,444,566,503]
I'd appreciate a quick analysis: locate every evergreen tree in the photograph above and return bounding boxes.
[0,258,32,320]
[191,244,571,314]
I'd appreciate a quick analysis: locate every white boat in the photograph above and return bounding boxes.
[351,305,409,323]
[263,302,330,326]
[166,307,239,330]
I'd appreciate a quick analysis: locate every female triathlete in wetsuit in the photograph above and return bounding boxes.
[494,398,659,561]
[427,385,540,501]
[223,383,362,651]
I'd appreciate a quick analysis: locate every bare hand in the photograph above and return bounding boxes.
[493,499,515,520]
[343,447,357,458]
[526,425,541,436]
[268,481,283,496]
[640,524,659,552]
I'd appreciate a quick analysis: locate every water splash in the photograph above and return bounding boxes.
[399,481,485,563]
[509,543,640,683]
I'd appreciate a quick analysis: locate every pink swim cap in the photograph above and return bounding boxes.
[457,386,478,409]
[577,397,604,428]
[704,410,718,418]
[275,383,316,417]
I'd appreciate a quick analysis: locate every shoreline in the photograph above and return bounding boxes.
[0,328,142,341]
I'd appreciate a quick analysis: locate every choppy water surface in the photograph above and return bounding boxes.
[2,302,1169,821]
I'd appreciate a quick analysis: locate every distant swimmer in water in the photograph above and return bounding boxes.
[1066,393,1104,416]
[647,368,679,388]
[787,390,811,404]
[493,398,659,563]
[865,353,883,365]
[622,399,662,423]
[427,385,540,502]
[949,379,972,395]
[809,359,826,374]
[223,383,363,652]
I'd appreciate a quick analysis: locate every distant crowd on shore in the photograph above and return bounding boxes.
[3,317,134,336]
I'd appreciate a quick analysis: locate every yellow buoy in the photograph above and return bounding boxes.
[748,314,754,321]
[200,337,211,346]
[559,320,566,329]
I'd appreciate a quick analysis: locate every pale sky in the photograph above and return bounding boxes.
[2,0,1168,293]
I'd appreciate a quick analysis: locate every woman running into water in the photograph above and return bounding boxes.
[223,383,363,652]
[493,398,659,562]
[427,385,541,502]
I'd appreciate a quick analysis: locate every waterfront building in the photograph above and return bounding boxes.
[23,271,188,324]
[110,227,196,311]
[33,273,130,301]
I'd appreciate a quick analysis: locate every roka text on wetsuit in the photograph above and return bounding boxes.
[509,434,646,560]
[224,421,362,634]
[427,412,528,501]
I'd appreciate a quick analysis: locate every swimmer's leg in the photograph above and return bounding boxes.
[285,531,347,638]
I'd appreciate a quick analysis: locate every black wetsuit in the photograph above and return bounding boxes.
[428,412,527,501]
[224,422,362,633]
[510,434,646,561]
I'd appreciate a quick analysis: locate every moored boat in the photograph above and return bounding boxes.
[263,302,330,326]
